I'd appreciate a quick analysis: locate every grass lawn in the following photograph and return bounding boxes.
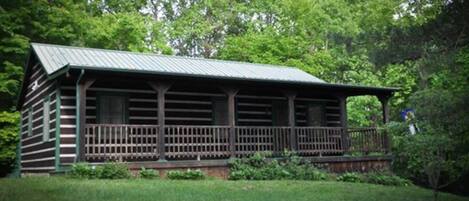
[0,177,468,201]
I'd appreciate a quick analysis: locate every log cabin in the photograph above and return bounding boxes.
[17,43,397,175]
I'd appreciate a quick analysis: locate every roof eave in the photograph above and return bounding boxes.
[65,65,399,96]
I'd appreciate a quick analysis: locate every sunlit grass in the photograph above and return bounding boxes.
[0,177,467,201]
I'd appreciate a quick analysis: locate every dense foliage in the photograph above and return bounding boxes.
[229,152,410,186]
[229,152,327,180]
[389,88,469,198]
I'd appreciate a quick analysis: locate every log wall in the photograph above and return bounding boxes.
[19,56,58,173]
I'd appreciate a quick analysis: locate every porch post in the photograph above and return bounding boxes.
[148,82,172,161]
[77,78,95,162]
[338,95,349,153]
[378,95,391,153]
[221,87,239,158]
[378,95,390,124]
[284,92,297,151]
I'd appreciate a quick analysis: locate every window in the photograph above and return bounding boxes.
[306,104,325,127]
[272,100,288,126]
[43,97,50,142]
[98,94,128,124]
[27,107,33,136]
[212,97,228,125]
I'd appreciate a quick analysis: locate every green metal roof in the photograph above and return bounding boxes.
[31,43,326,84]
[29,43,398,95]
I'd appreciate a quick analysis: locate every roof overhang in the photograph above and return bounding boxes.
[62,64,398,97]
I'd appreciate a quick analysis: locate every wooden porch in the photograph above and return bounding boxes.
[70,74,393,164]
[84,124,389,162]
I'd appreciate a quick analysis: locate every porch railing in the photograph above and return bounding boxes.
[347,127,389,153]
[84,124,159,161]
[84,125,389,161]
[165,125,231,159]
[296,127,344,156]
[235,127,291,157]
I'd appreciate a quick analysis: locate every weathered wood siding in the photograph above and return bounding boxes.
[20,57,58,173]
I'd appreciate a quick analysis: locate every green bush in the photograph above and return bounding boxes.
[139,167,159,179]
[69,162,131,179]
[228,152,327,180]
[166,169,205,180]
[335,171,412,186]
[70,163,96,179]
[337,172,362,183]
[99,163,132,179]
[365,172,412,186]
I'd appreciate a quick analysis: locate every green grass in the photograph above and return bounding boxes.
[0,177,467,201]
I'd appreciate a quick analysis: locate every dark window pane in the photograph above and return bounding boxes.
[306,104,325,127]
[99,95,127,124]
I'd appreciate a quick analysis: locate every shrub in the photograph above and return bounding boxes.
[70,162,131,179]
[166,169,205,180]
[365,172,412,186]
[70,163,95,179]
[228,151,327,180]
[99,163,132,179]
[337,172,362,183]
[139,167,159,179]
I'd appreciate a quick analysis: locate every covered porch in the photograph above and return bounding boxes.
[70,72,393,163]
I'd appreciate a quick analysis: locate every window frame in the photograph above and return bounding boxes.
[43,95,51,142]
[27,106,33,136]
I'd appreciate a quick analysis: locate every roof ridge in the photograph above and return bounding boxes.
[30,42,300,71]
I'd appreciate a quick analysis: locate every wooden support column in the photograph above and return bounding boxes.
[77,78,95,162]
[148,81,172,161]
[284,92,297,151]
[338,95,349,153]
[221,87,239,158]
[378,95,391,153]
[378,95,390,125]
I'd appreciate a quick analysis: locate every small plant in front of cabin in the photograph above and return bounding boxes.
[98,162,132,179]
[70,163,95,179]
[365,171,412,186]
[166,169,206,180]
[337,172,363,183]
[139,167,159,179]
[70,162,131,179]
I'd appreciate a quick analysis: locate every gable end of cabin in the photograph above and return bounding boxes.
[18,52,63,174]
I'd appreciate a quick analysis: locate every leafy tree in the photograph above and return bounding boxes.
[0,112,19,177]
[396,130,464,201]
[392,88,469,196]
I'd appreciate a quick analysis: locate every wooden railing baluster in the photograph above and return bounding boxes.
[84,125,388,161]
